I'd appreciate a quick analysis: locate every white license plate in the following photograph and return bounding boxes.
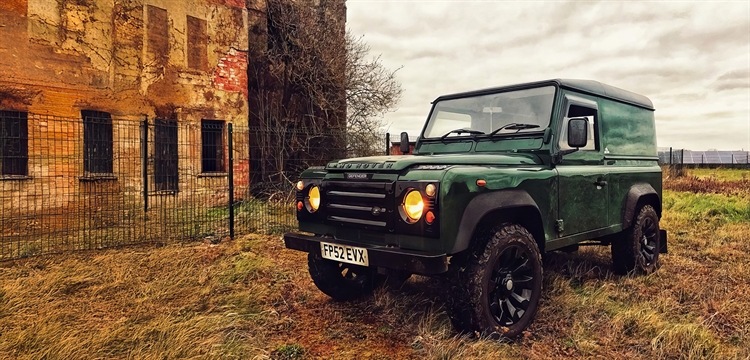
[320,242,369,266]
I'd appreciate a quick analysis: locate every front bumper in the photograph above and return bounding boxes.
[283,232,449,275]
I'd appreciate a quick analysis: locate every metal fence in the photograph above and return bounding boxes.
[658,148,750,167]
[0,113,360,260]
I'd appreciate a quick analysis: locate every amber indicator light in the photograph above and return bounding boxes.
[425,211,435,224]
[477,179,486,187]
[297,201,304,211]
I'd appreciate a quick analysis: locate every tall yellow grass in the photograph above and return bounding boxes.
[0,170,748,359]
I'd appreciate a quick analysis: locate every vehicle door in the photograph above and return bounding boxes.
[556,93,609,237]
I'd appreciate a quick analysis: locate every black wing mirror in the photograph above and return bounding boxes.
[400,132,410,154]
[567,117,588,148]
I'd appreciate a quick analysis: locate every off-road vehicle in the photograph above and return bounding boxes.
[284,79,667,337]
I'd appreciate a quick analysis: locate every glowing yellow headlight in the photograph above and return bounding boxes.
[402,190,424,223]
[308,186,321,212]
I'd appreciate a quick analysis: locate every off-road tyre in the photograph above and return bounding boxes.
[446,224,543,338]
[307,253,382,301]
[611,205,661,275]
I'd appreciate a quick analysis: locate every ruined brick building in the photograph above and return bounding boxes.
[0,0,346,254]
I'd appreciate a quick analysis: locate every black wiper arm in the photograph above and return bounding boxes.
[488,123,540,137]
[439,128,485,141]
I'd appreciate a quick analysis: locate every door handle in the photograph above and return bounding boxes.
[594,179,608,187]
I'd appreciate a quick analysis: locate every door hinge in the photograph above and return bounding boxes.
[555,219,564,233]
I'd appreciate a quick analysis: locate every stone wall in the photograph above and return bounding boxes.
[0,0,254,224]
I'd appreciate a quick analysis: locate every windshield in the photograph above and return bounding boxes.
[423,86,556,138]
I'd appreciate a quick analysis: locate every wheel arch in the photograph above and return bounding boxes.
[451,189,546,254]
[622,183,662,229]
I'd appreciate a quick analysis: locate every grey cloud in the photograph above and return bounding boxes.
[346,0,750,149]
[713,69,750,92]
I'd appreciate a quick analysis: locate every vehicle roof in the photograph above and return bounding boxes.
[433,79,655,111]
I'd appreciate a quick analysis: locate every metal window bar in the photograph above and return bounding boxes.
[201,120,225,173]
[0,111,29,176]
[1,115,387,261]
[154,119,179,192]
[82,110,114,175]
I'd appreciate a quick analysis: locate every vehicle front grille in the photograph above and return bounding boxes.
[322,180,395,232]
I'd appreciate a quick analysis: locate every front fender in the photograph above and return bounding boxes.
[451,189,543,254]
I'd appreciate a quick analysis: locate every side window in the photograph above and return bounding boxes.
[559,104,598,151]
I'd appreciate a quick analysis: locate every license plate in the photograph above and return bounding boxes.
[320,242,369,266]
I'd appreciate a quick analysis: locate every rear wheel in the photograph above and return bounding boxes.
[446,224,543,338]
[307,253,381,301]
[611,205,660,275]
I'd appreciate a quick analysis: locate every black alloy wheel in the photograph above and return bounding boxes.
[638,216,658,268]
[611,205,661,275]
[486,245,535,326]
[446,224,543,338]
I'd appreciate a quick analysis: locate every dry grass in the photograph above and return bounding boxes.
[665,176,750,197]
[1,171,749,359]
[688,168,750,182]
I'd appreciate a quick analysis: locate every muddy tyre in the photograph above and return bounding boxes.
[446,224,543,338]
[307,253,381,301]
[611,205,660,275]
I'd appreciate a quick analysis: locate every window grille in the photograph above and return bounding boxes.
[0,110,28,176]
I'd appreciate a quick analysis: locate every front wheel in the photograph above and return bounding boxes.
[307,253,381,301]
[446,224,543,338]
[611,205,661,275]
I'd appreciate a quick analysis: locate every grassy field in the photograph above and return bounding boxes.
[687,168,750,181]
[1,169,749,359]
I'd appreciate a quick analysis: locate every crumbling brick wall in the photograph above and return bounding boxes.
[0,0,255,235]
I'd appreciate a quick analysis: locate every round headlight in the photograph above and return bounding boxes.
[402,190,424,223]
[307,186,321,212]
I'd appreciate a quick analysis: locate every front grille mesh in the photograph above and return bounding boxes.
[322,180,394,231]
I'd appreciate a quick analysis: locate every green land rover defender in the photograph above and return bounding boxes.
[283,79,667,337]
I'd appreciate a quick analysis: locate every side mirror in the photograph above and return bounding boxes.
[567,117,588,148]
[400,132,410,154]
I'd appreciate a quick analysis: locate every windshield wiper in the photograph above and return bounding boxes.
[487,123,540,137]
[439,128,485,141]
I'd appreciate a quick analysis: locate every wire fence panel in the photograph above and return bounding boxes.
[658,149,750,167]
[0,113,360,261]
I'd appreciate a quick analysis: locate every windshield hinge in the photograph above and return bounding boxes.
[555,219,564,233]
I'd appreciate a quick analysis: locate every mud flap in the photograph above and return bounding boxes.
[659,229,668,254]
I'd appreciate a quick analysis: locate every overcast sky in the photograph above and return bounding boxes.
[346,0,750,151]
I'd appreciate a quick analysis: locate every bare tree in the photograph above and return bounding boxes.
[346,33,403,157]
[247,0,402,197]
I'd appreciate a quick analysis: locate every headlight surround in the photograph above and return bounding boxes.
[401,189,424,223]
[307,185,321,212]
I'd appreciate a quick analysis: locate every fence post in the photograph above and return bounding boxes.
[228,123,235,239]
[141,117,148,214]
[669,147,672,165]
[385,132,390,155]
